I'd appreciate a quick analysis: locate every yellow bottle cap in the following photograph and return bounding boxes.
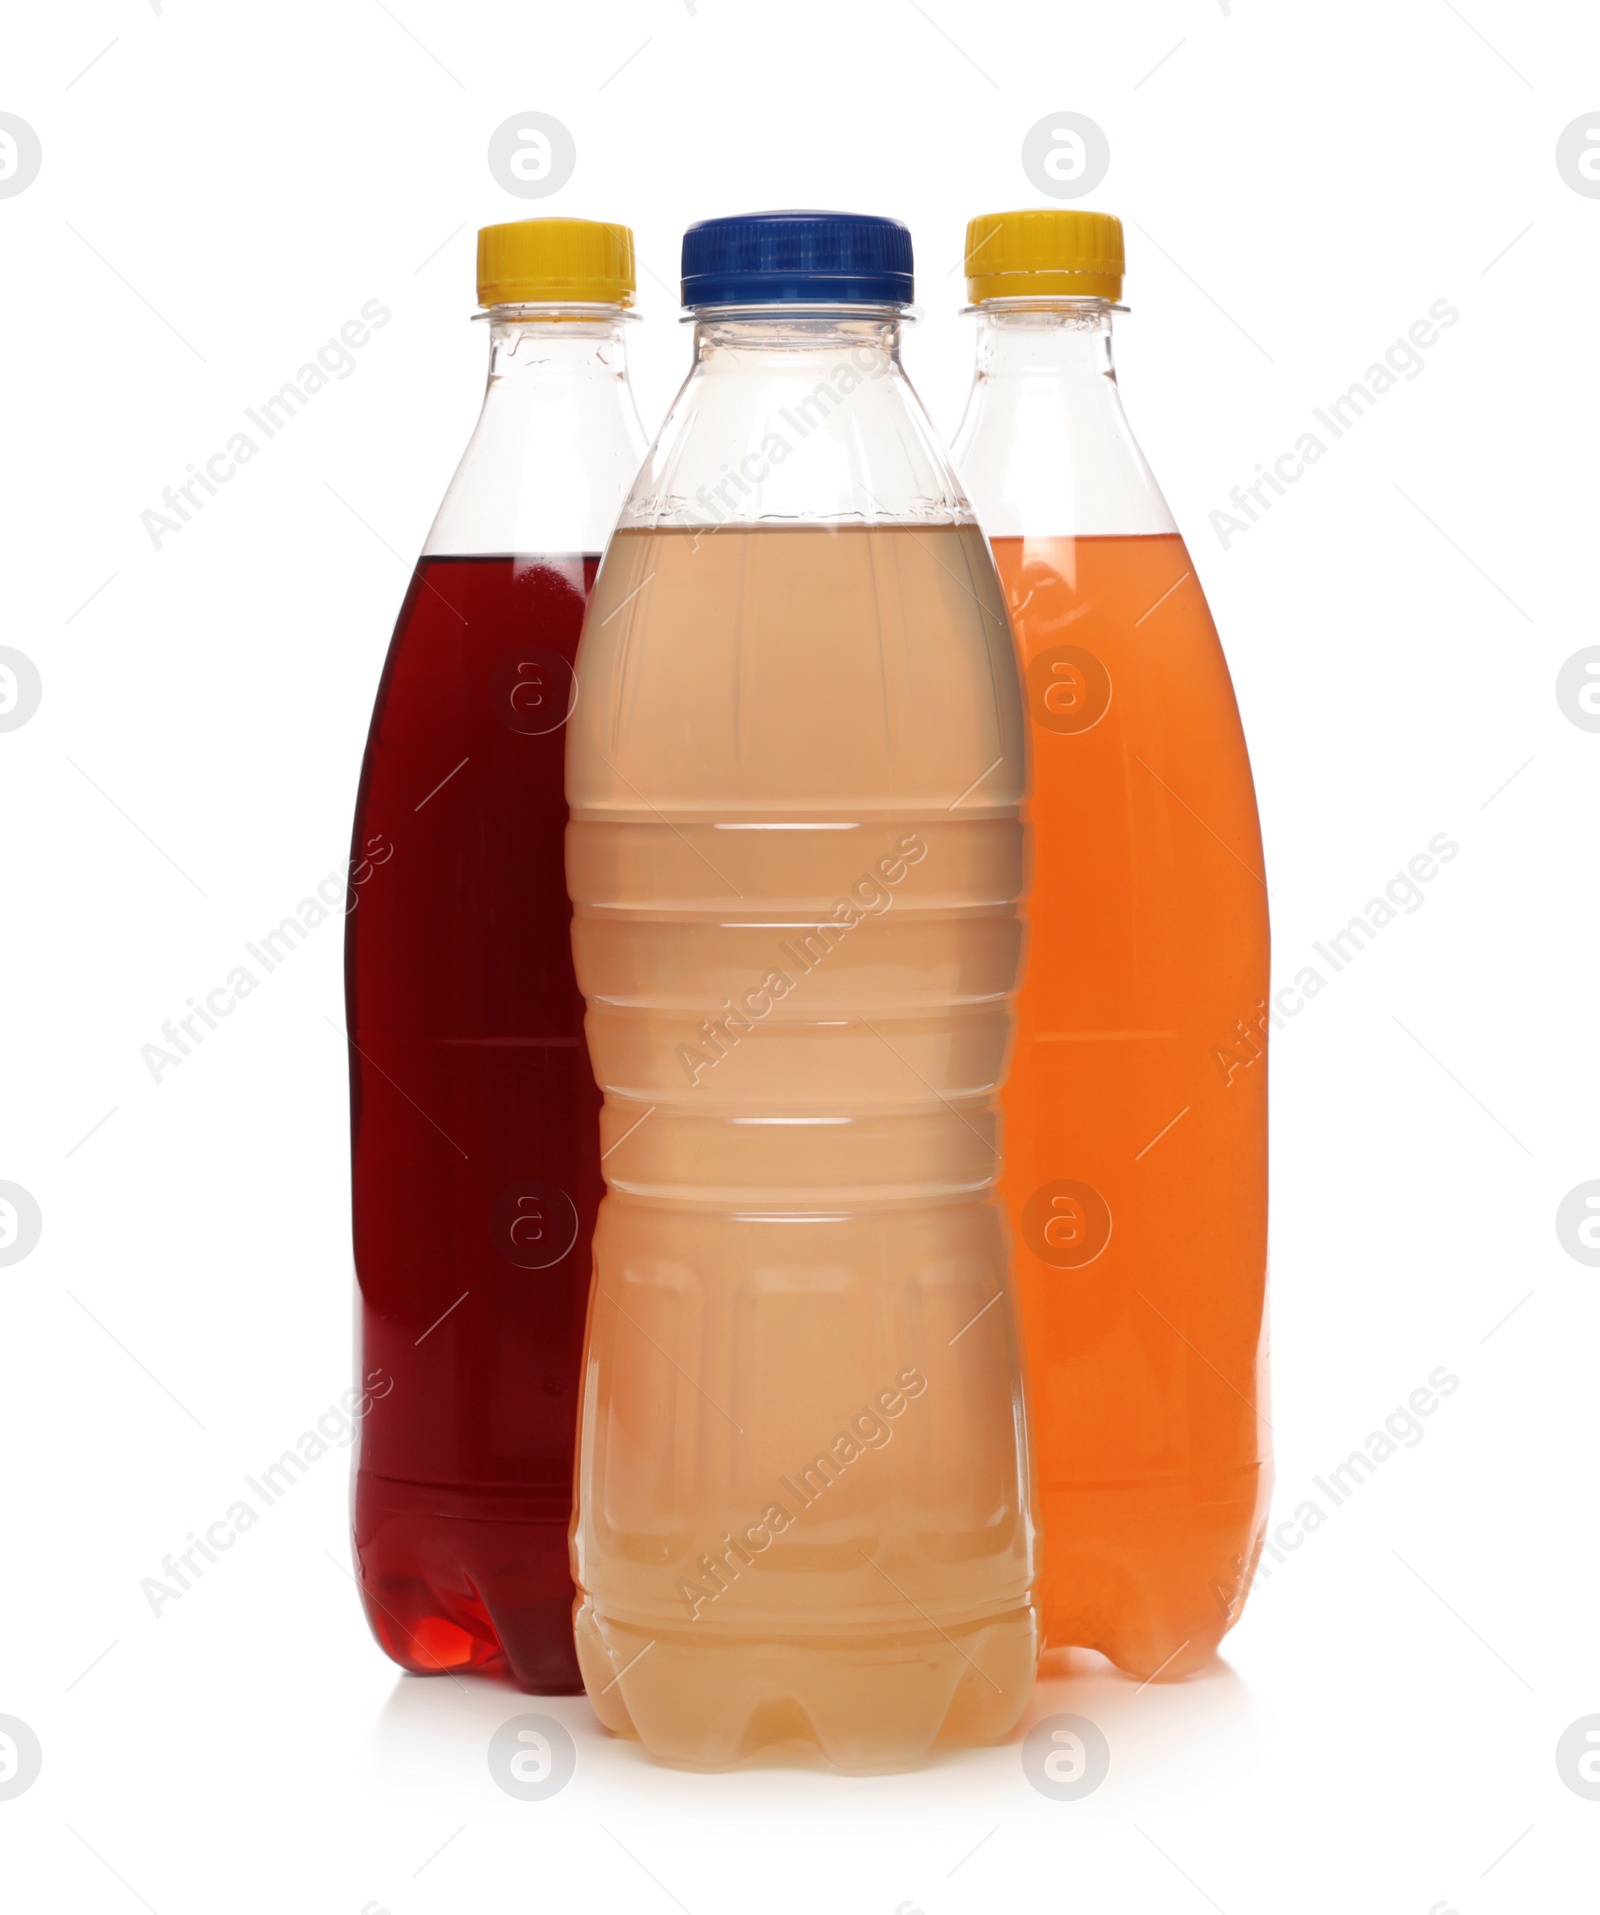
[476,218,637,308]
[963,208,1124,304]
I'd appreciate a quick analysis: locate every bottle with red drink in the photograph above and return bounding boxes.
[343,219,645,1690]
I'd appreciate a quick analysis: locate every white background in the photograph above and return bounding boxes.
[2,1,1596,1910]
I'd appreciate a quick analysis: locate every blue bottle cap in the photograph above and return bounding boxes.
[680,210,914,308]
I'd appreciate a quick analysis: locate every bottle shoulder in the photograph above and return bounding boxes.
[952,375,1177,539]
[618,349,973,531]
[424,372,647,557]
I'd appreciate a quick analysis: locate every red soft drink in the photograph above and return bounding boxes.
[343,221,644,1690]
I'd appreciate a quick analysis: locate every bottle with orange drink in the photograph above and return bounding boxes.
[953,208,1271,1678]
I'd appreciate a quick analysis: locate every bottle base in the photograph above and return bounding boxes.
[353,1475,583,1694]
[1038,1467,1268,1680]
[574,1598,1038,1772]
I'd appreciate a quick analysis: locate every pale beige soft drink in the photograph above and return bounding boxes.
[566,521,1037,1770]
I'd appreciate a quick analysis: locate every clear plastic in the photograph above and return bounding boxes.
[426,306,646,555]
[617,305,970,529]
[345,303,645,1690]
[953,300,1174,537]
[954,296,1272,1680]
[566,306,1038,1769]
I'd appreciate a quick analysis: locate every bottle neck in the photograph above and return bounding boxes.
[952,300,1175,541]
[424,306,647,558]
[692,305,906,361]
[619,304,971,531]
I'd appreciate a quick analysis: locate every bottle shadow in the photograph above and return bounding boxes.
[1010,1644,1263,1815]
[367,1640,1260,1813]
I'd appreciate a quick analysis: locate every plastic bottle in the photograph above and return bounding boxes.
[344,219,646,1690]
[952,208,1271,1679]
[566,211,1037,1769]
